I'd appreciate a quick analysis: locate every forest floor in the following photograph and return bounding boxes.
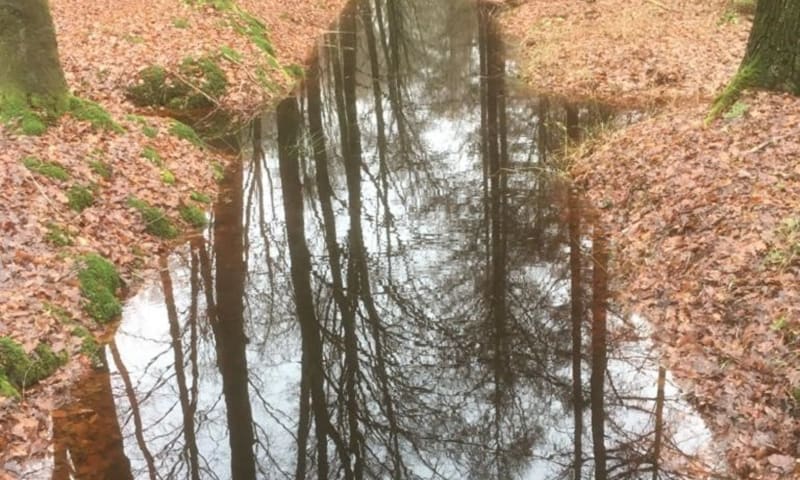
[0,0,345,475]
[501,0,800,478]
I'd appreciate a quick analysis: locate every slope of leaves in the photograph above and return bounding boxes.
[500,0,751,109]
[571,91,800,479]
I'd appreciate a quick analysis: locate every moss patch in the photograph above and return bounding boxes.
[127,114,159,138]
[707,59,762,124]
[128,198,179,238]
[0,337,67,398]
[179,204,208,228]
[22,156,70,181]
[78,253,122,323]
[67,185,95,212]
[190,191,212,203]
[141,145,163,166]
[126,55,228,111]
[45,223,73,247]
[89,159,113,180]
[68,96,124,133]
[161,169,176,185]
[0,93,66,136]
[71,326,104,369]
[169,120,205,147]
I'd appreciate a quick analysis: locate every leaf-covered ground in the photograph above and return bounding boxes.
[0,0,345,474]
[502,0,799,478]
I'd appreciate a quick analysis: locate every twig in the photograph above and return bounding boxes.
[23,169,60,211]
[744,131,797,155]
[644,0,678,12]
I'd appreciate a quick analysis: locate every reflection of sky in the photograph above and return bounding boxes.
[102,0,723,477]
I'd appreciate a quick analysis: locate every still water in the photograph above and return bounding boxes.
[47,0,725,478]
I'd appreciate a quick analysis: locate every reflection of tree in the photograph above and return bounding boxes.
[52,362,134,480]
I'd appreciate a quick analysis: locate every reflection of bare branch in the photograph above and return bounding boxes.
[109,341,158,479]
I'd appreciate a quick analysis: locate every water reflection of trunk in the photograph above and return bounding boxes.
[278,97,337,480]
[52,360,134,480]
[160,256,200,480]
[332,7,367,476]
[212,157,257,480]
[375,0,410,159]
[652,367,667,480]
[566,107,584,480]
[480,3,511,477]
[590,225,609,480]
[568,191,584,480]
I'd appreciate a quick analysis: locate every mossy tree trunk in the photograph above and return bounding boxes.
[0,0,67,105]
[742,0,800,93]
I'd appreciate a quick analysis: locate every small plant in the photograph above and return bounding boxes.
[161,169,176,185]
[765,217,800,269]
[141,145,163,166]
[22,156,70,181]
[190,191,212,203]
[128,198,179,238]
[68,96,125,133]
[89,159,113,180]
[45,223,73,246]
[67,185,94,212]
[169,120,204,147]
[172,17,190,28]
[179,204,208,228]
[723,100,749,120]
[78,253,122,323]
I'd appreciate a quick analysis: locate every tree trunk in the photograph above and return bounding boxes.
[0,0,66,103]
[742,0,800,93]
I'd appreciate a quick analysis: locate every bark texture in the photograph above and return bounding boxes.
[0,0,66,100]
[743,0,800,93]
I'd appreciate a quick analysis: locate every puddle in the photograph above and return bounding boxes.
[44,0,726,478]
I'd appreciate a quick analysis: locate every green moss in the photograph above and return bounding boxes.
[284,64,305,79]
[161,169,176,185]
[127,114,159,138]
[179,204,208,228]
[169,120,204,147]
[89,160,113,180]
[0,93,66,136]
[68,96,124,133]
[71,326,104,369]
[211,161,225,182]
[78,253,122,323]
[45,223,73,246]
[141,145,163,166]
[190,191,212,203]
[128,198,179,238]
[0,337,67,397]
[219,45,243,62]
[172,17,189,28]
[707,60,762,124]
[127,66,169,106]
[127,56,227,111]
[67,185,94,212]
[0,374,17,399]
[22,156,70,181]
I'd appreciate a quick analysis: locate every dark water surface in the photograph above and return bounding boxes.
[45,0,726,479]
